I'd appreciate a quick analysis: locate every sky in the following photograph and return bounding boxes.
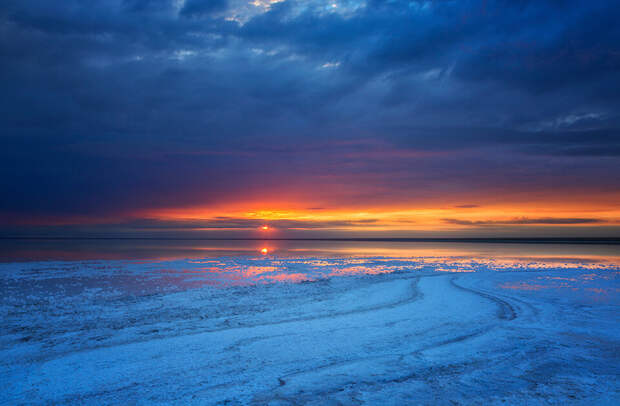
[1,0,619,238]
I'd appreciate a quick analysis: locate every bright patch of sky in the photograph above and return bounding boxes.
[224,0,368,24]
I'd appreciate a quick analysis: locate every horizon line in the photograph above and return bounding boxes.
[1,237,619,245]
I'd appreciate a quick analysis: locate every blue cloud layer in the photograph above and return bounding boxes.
[1,0,619,219]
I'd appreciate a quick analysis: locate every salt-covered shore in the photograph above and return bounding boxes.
[1,257,619,405]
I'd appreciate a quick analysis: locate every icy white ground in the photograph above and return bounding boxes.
[1,256,619,405]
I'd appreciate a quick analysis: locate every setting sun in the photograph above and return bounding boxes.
[261,225,269,230]
[260,248,269,255]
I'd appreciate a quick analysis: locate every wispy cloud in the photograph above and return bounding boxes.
[443,218,606,226]
[117,217,382,231]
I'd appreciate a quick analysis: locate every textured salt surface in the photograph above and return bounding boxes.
[1,256,619,405]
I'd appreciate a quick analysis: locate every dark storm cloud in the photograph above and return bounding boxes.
[180,0,228,17]
[1,0,619,224]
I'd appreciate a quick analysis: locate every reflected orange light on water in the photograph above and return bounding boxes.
[144,255,620,295]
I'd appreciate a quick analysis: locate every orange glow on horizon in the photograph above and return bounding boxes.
[138,199,620,234]
[261,248,269,254]
[8,183,620,233]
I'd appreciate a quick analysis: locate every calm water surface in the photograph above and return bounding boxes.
[1,238,619,261]
[1,239,618,301]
